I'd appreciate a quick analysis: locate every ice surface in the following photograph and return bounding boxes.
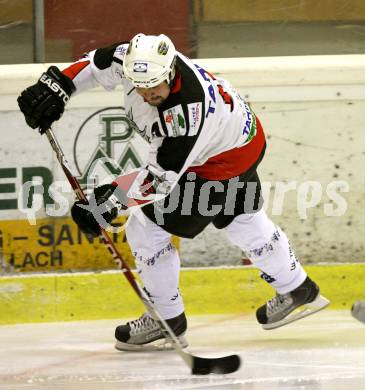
[0,311,364,389]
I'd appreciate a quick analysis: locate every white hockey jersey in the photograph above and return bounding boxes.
[62,42,266,193]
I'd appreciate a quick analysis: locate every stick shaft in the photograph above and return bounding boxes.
[45,128,140,293]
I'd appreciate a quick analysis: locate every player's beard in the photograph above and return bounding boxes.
[146,96,166,107]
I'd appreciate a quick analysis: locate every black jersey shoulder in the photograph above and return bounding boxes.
[93,41,129,69]
[156,55,206,172]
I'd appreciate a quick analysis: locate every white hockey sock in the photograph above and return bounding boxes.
[135,244,184,320]
[126,209,184,319]
[224,209,307,294]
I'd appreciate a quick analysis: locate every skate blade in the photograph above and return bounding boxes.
[351,300,365,324]
[262,294,330,330]
[115,334,188,352]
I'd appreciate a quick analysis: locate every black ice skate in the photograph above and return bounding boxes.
[256,277,330,330]
[351,300,365,324]
[115,312,188,351]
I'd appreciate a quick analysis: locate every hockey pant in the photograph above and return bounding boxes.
[125,207,307,319]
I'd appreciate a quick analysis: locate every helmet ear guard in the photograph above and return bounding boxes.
[123,33,177,89]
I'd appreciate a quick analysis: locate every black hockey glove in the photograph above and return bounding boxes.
[71,184,128,237]
[17,66,75,133]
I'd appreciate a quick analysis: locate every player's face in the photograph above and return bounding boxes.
[136,81,170,106]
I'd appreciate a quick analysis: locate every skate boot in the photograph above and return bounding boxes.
[115,312,188,351]
[351,300,365,324]
[256,276,330,330]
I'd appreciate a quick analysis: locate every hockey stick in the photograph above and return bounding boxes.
[44,127,241,375]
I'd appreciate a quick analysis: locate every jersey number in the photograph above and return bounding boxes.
[207,70,234,112]
[196,65,234,116]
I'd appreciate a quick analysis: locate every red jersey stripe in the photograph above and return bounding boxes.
[170,72,182,93]
[62,61,90,80]
[187,117,266,180]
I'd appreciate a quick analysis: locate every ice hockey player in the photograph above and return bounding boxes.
[18,33,330,351]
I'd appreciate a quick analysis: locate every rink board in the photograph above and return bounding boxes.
[0,263,364,325]
[0,216,179,272]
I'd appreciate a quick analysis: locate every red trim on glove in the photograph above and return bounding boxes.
[112,172,151,208]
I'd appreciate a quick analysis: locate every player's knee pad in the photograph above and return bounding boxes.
[126,208,172,265]
[224,209,306,293]
[224,209,277,254]
[224,209,290,267]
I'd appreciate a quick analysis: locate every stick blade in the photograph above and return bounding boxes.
[191,354,241,375]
